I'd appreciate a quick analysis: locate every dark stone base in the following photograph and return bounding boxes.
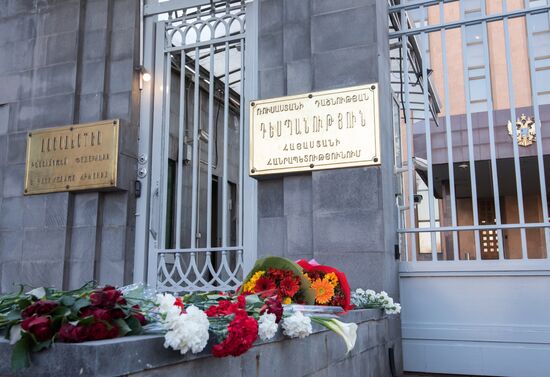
[0,309,401,377]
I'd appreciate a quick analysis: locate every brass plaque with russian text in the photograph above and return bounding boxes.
[24,120,119,195]
[249,83,380,176]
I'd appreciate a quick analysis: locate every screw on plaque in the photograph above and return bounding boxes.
[113,120,117,125]
[110,180,115,185]
[373,157,379,162]
[70,127,74,131]
[309,164,314,168]
[24,189,28,193]
[371,85,376,90]
[65,185,70,189]
[251,102,255,107]
[308,94,313,99]
[28,133,32,137]
[251,168,256,174]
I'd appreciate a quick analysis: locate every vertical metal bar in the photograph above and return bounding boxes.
[524,0,550,255]
[135,15,155,283]
[222,40,230,248]
[439,2,460,261]
[238,38,244,247]
[147,20,168,286]
[175,51,186,249]
[502,0,528,259]
[402,8,417,261]
[478,0,505,259]
[207,44,215,249]
[460,2,481,260]
[160,51,172,249]
[420,6,438,261]
[243,0,258,274]
[190,47,201,248]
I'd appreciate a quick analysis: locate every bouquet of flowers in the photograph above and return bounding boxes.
[155,291,283,357]
[0,283,149,371]
[351,289,401,315]
[297,259,353,310]
[239,257,316,305]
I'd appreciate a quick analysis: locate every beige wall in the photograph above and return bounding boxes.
[428,0,532,116]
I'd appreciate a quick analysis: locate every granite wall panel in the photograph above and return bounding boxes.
[0,0,140,293]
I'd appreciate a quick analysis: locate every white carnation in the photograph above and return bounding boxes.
[163,305,210,354]
[156,293,181,323]
[282,311,312,339]
[258,313,278,341]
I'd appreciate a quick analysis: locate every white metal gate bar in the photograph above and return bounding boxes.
[390,0,550,263]
[145,0,247,291]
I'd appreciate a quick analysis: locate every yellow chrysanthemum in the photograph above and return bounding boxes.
[243,270,265,292]
[303,273,312,282]
[311,278,335,304]
[324,272,339,287]
[283,297,292,305]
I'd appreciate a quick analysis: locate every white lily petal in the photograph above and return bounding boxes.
[9,325,22,345]
[26,287,46,299]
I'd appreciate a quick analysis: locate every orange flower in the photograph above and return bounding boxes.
[311,278,335,304]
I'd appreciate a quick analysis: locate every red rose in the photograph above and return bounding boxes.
[81,307,112,321]
[89,286,124,307]
[21,301,58,318]
[59,323,89,343]
[261,296,283,323]
[88,322,109,340]
[110,309,126,319]
[21,316,53,342]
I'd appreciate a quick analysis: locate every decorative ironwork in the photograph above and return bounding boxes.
[507,114,536,147]
[157,249,243,292]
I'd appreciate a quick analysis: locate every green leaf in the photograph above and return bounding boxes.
[31,339,52,353]
[6,309,21,321]
[51,306,71,318]
[126,316,142,335]
[76,316,94,326]
[11,335,31,372]
[114,318,131,337]
[60,296,76,307]
[72,298,90,314]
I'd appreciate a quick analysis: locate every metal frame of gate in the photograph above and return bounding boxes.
[134,0,258,292]
[390,0,550,266]
[390,1,550,375]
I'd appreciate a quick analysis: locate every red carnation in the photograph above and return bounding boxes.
[132,305,147,325]
[212,310,258,357]
[59,323,89,343]
[21,316,53,342]
[205,297,246,317]
[254,276,276,293]
[279,276,300,297]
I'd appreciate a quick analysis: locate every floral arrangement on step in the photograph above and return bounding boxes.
[239,256,316,305]
[0,283,150,371]
[155,288,357,357]
[297,259,353,310]
[351,288,401,315]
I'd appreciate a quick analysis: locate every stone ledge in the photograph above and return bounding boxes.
[0,309,387,377]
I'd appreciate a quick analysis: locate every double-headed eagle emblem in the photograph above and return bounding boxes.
[507,114,536,147]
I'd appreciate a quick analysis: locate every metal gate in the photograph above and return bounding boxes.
[135,0,257,292]
[390,0,550,375]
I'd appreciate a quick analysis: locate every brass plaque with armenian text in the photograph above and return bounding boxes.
[249,83,380,176]
[24,120,119,195]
